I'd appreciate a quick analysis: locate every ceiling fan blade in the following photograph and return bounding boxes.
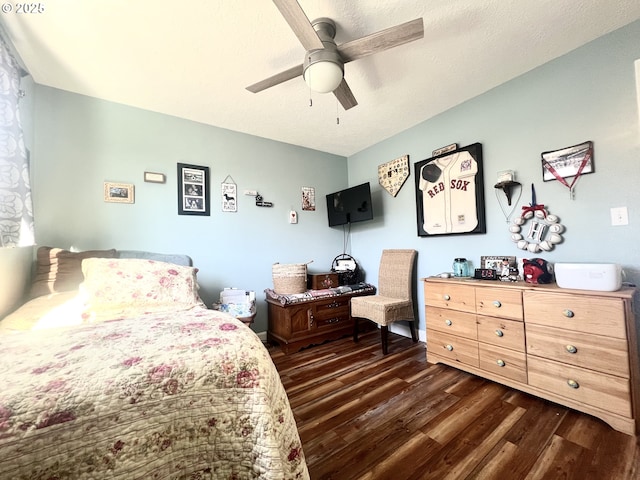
[333,79,358,110]
[246,64,303,93]
[338,18,424,63]
[272,0,324,51]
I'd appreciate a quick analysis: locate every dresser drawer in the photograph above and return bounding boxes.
[476,287,523,321]
[527,356,632,417]
[477,315,525,351]
[427,330,479,367]
[526,323,629,378]
[479,343,527,383]
[426,306,477,340]
[424,282,476,313]
[523,291,626,339]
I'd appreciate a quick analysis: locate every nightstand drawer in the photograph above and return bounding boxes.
[526,323,629,377]
[477,315,525,351]
[479,343,527,383]
[476,287,523,321]
[426,306,477,340]
[427,330,479,367]
[527,356,632,417]
[524,291,626,338]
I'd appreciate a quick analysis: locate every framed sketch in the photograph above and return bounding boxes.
[542,141,594,182]
[302,186,315,211]
[104,182,134,204]
[414,142,486,237]
[177,163,210,216]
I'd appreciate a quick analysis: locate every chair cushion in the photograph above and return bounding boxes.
[350,295,414,326]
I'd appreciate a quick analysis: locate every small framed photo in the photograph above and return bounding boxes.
[481,255,518,280]
[302,186,315,211]
[542,141,594,182]
[104,182,134,204]
[178,163,210,216]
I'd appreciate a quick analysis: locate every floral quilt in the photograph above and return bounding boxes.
[0,308,309,479]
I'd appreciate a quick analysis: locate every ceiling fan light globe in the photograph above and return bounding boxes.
[303,60,343,93]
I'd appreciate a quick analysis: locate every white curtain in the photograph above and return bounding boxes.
[0,36,33,247]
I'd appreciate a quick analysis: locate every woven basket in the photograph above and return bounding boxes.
[272,262,309,294]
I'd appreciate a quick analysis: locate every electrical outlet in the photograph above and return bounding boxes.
[610,207,629,226]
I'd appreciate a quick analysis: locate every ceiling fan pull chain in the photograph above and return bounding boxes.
[336,99,340,125]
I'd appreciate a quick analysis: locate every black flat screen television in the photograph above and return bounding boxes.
[326,182,374,227]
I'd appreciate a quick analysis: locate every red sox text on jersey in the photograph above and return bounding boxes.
[425,179,471,197]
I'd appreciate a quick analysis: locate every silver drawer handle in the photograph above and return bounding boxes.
[563,309,575,318]
[443,294,451,301]
[496,359,505,367]
[495,329,504,337]
[445,344,453,351]
[493,300,502,308]
[445,319,452,326]
[566,345,577,354]
[567,379,579,389]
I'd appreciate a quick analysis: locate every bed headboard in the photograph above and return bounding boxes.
[117,250,193,266]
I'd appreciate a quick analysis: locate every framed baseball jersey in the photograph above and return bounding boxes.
[414,143,486,237]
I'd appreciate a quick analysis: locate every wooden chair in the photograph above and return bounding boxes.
[351,249,418,354]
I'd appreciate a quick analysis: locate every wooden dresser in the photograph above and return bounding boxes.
[267,289,374,354]
[424,277,639,435]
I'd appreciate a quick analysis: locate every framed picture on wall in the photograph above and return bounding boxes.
[302,186,315,211]
[414,143,486,237]
[541,140,594,182]
[177,163,210,216]
[104,182,134,204]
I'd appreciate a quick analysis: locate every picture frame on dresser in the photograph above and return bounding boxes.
[177,163,210,216]
[414,142,486,237]
[481,255,517,279]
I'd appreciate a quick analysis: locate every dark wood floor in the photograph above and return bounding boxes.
[268,330,640,480]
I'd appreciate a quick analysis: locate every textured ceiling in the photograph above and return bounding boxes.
[2,1,640,157]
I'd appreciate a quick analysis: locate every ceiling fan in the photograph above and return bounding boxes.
[246,0,424,110]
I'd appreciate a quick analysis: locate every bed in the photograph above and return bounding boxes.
[0,248,309,479]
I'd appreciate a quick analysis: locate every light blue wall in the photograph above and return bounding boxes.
[24,20,640,338]
[29,87,349,332]
[347,20,640,338]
